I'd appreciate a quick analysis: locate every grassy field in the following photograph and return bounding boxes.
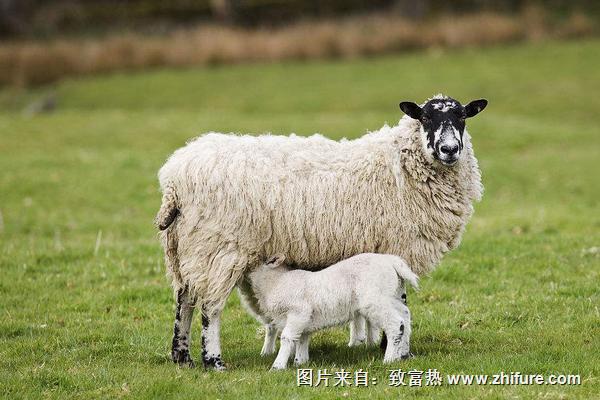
[0,39,599,399]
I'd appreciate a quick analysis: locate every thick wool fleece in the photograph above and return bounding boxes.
[157,113,483,315]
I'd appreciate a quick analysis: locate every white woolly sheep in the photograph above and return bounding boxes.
[243,253,418,369]
[157,94,487,369]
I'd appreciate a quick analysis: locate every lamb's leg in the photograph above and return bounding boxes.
[365,319,381,345]
[261,324,278,356]
[171,286,195,367]
[271,314,308,370]
[348,315,367,346]
[294,333,310,365]
[201,307,226,371]
[272,337,295,370]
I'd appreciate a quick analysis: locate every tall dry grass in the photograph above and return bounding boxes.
[0,8,595,86]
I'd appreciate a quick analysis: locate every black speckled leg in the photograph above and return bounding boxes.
[171,287,195,368]
[201,307,226,371]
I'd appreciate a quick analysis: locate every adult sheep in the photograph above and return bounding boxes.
[157,94,487,370]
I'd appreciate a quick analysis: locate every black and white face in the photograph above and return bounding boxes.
[399,97,488,166]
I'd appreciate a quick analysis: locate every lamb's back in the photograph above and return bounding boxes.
[326,253,405,295]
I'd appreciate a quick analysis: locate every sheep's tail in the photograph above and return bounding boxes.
[156,182,184,294]
[155,183,179,231]
[392,259,419,290]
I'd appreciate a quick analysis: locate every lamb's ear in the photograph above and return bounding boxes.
[465,99,488,118]
[266,254,286,268]
[399,102,422,120]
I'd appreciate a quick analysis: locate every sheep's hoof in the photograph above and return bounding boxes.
[172,349,195,368]
[212,363,227,372]
[203,356,227,371]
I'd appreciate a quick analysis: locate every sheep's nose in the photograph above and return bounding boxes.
[440,144,459,155]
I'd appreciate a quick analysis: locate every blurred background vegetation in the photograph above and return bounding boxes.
[0,0,598,87]
[1,0,599,35]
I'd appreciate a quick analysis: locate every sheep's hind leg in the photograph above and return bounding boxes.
[171,286,196,367]
[348,315,367,346]
[261,324,278,356]
[294,333,310,365]
[201,307,226,371]
[365,319,381,346]
[200,247,250,370]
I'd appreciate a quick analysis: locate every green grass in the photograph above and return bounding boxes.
[1,39,599,399]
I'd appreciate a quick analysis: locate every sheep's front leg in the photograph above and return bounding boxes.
[348,315,367,346]
[261,324,278,356]
[171,286,195,367]
[271,314,308,370]
[294,333,310,365]
[272,338,295,370]
[202,308,226,371]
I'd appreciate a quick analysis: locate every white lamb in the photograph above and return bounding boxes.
[157,94,487,369]
[244,253,418,370]
[237,279,382,357]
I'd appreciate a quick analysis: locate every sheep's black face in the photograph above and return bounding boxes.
[399,97,488,166]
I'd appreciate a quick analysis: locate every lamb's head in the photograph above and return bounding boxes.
[399,96,487,166]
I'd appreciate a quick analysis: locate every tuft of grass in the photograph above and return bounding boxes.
[0,40,599,399]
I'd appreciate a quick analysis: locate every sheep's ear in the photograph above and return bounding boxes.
[266,254,286,268]
[399,102,422,120]
[465,99,488,118]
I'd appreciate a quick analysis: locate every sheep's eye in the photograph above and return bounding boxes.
[421,116,430,124]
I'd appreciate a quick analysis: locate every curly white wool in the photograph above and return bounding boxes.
[157,104,482,316]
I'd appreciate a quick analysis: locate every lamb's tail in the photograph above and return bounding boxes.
[392,258,419,290]
[155,183,179,231]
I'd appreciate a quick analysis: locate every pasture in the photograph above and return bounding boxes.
[0,39,599,399]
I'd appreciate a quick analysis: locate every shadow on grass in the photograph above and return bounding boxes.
[147,331,478,370]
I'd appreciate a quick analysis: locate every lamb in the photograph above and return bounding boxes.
[157,94,487,369]
[244,253,418,370]
[238,274,384,356]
